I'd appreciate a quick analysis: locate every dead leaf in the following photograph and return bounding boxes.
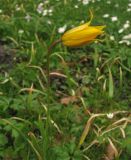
[60,96,78,105]
[104,138,119,160]
[50,72,67,78]
[105,144,115,160]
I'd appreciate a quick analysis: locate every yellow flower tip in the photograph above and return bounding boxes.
[61,10,105,47]
[87,9,93,25]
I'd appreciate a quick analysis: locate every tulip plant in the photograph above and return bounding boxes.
[46,10,105,153]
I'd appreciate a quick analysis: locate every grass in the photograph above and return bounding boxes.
[0,0,131,159]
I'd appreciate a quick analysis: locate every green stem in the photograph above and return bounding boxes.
[47,39,61,91]
[45,39,61,159]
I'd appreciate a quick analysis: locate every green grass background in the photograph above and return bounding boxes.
[0,0,131,159]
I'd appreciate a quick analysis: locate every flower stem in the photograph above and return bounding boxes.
[45,39,61,158]
[47,39,61,94]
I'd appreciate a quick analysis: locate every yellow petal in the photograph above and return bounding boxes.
[66,26,104,40]
[62,23,89,40]
[62,38,92,47]
[86,9,93,25]
[62,10,93,40]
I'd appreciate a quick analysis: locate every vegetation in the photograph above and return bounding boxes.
[0,0,131,159]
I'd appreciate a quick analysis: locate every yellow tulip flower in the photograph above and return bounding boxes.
[61,11,105,47]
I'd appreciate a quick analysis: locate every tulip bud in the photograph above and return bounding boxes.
[61,11,105,47]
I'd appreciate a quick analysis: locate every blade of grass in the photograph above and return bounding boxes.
[108,67,114,98]
[78,114,105,147]
[119,67,123,89]
[28,132,44,158]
